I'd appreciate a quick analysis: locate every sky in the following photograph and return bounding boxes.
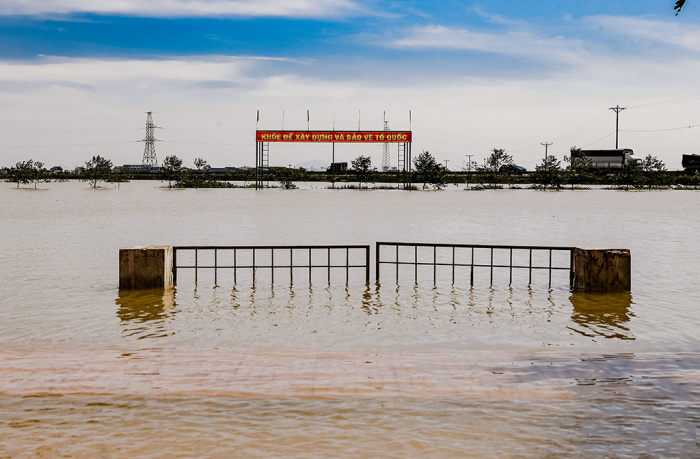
[1,0,699,170]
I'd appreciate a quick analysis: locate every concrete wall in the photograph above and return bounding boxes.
[572,248,631,293]
[119,246,173,289]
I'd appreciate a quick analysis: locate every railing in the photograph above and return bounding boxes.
[173,245,371,285]
[376,242,575,287]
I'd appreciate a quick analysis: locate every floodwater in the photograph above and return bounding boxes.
[1,180,698,457]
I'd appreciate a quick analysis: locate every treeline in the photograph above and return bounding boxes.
[4,150,700,190]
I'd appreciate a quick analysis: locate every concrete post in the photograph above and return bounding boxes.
[572,248,631,292]
[119,246,173,289]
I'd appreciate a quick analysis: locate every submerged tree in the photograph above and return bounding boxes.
[351,155,375,189]
[563,146,592,190]
[641,154,667,189]
[82,155,113,189]
[161,155,184,188]
[532,154,563,190]
[479,148,513,188]
[6,160,35,188]
[413,150,447,190]
[615,160,643,190]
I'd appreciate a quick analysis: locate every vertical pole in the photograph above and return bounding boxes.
[365,246,370,284]
[414,245,418,283]
[195,249,198,284]
[528,249,532,285]
[470,247,474,287]
[255,142,259,190]
[332,143,335,189]
[271,248,274,284]
[452,246,455,285]
[375,242,380,283]
[346,247,349,284]
[509,248,513,286]
[309,247,312,283]
[549,249,553,287]
[433,245,437,285]
[328,248,331,284]
[396,244,399,283]
[214,248,218,286]
[490,247,493,286]
[290,248,293,283]
[569,249,575,288]
[172,248,178,285]
[252,248,256,283]
[234,248,237,283]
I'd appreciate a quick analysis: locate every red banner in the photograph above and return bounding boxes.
[256,130,412,143]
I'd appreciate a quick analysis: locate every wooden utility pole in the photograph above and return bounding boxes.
[609,105,626,149]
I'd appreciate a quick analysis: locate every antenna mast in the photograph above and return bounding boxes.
[382,111,391,172]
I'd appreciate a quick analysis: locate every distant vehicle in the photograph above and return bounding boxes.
[327,162,348,173]
[499,164,527,174]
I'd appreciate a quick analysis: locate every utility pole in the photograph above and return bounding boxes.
[465,154,474,190]
[609,105,626,149]
[541,142,553,180]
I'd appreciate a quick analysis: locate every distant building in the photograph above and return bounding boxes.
[49,166,63,173]
[682,154,700,172]
[581,149,634,170]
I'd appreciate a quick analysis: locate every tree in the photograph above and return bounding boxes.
[82,155,113,189]
[615,160,643,190]
[413,150,447,190]
[563,146,592,190]
[29,161,51,189]
[351,155,375,189]
[108,166,131,189]
[641,154,667,189]
[276,167,299,189]
[192,157,212,189]
[6,160,34,188]
[161,155,184,188]
[532,154,563,190]
[479,148,513,188]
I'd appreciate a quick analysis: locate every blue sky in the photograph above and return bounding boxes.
[1,0,699,170]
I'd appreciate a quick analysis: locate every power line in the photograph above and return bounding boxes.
[0,141,138,149]
[621,123,700,133]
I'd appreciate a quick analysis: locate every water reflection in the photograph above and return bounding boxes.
[115,288,176,339]
[568,292,635,340]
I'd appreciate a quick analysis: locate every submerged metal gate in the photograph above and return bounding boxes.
[173,245,370,285]
[376,242,575,287]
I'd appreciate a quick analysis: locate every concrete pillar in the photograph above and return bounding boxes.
[572,248,631,292]
[119,246,173,289]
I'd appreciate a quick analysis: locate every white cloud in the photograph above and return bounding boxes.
[0,0,363,18]
[389,25,592,67]
[587,15,700,53]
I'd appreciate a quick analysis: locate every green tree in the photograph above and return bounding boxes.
[276,167,299,189]
[192,157,212,189]
[532,155,563,190]
[29,161,51,189]
[6,160,34,188]
[641,154,667,189]
[413,150,447,190]
[108,166,131,189]
[563,147,592,190]
[479,148,513,188]
[162,155,184,188]
[615,160,643,190]
[82,155,113,189]
[351,155,375,189]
